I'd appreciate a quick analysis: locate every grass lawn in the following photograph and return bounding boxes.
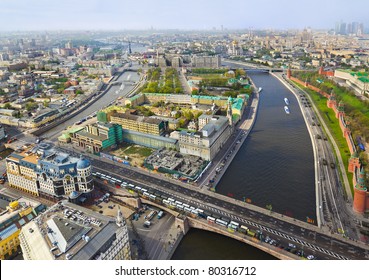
[123,145,153,157]
[112,144,153,167]
[196,74,225,79]
[294,83,354,195]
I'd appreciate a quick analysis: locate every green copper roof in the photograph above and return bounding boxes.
[232,98,244,111]
[358,77,369,83]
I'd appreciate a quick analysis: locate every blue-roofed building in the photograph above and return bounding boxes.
[6,143,94,199]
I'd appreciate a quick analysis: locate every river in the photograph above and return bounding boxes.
[173,71,316,259]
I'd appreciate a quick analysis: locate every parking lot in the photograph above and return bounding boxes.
[131,205,181,260]
[88,193,135,219]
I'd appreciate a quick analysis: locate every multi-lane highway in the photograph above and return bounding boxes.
[59,146,369,260]
[40,69,140,141]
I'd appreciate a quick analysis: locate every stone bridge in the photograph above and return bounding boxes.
[140,199,297,260]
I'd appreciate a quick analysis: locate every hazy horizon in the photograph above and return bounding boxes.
[0,0,368,31]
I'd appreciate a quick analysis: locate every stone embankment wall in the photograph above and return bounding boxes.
[287,70,367,213]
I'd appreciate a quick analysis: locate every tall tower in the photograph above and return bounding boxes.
[353,167,367,213]
[327,90,336,108]
[227,96,233,127]
[336,101,345,119]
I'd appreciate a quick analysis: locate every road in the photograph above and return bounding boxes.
[276,72,360,240]
[59,146,369,260]
[40,70,140,141]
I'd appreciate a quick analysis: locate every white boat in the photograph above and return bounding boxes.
[284,98,289,105]
[258,87,262,93]
[284,106,290,114]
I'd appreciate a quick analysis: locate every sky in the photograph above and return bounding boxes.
[0,0,368,31]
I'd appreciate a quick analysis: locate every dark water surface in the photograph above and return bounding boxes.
[173,72,315,260]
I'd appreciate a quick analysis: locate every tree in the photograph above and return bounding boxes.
[3,103,12,109]
[174,111,181,119]
[266,204,273,214]
[183,111,194,121]
[194,111,203,120]
[25,102,38,112]
[178,118,186,128]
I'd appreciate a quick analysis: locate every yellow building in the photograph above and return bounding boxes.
[0,197,42,260]
[110,112,167,136]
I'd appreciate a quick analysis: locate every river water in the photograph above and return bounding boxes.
[173,71,316,259]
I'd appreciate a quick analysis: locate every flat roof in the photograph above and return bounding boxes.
[75,129,107,142]
[123,129,177,144]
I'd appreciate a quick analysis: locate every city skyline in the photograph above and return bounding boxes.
[0,0,368,31]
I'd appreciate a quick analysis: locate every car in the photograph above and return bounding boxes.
[296,250,303,257]
[269,240,278,246]
[307,255,315,260]
[288,243,296,249]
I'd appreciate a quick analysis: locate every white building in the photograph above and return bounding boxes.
[19,201,131,260]
[178,115,231,160]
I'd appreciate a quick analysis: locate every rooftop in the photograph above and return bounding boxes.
[26,200,122,260]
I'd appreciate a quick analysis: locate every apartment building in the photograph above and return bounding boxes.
[110,112,167,136]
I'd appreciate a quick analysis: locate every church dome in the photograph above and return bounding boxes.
[69,191,80,199]
[76,156,90,170]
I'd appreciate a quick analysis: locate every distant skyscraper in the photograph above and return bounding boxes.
[352,22,359,34]
[65,41,73,49]
[347,23,352,34]
[358,23,364,36]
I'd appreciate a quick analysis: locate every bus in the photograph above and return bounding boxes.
[146,210,157,221]
[134,186,142,193]
[157,211,164,219]
[228,221,239,232]
[196,208,206,218]
[190,209,198,218]
[228,221,240,230]
[239,225,249,234]
[162,200,170,207]
[215,219,228,227]
[176,205,184,211]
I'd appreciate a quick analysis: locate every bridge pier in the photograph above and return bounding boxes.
[175,215,190,235]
